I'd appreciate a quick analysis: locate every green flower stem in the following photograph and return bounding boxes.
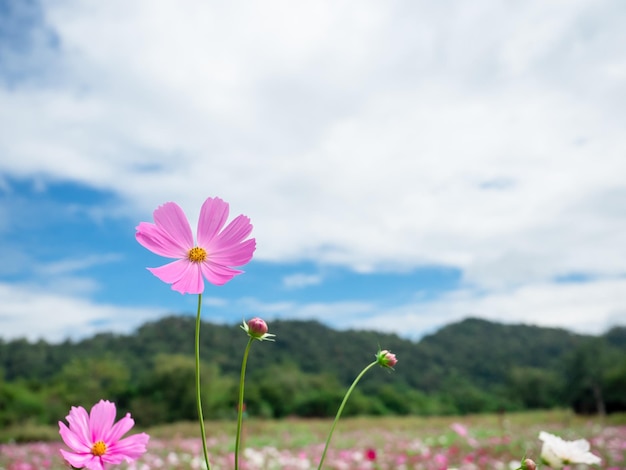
[235,337,254,470]
[317,361,378,470]
[195,293,212,470]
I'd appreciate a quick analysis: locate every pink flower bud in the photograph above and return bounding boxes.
[522,459,537,470]
[376,349,398,368]
[241,317,275,341]
[248,317,268,336]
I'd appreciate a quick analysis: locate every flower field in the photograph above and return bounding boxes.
[1,412,625,469]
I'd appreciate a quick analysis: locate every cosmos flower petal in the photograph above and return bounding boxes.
[197,197,230,247]
[153,202,194,248]
[147,259,192,284]
[106,433,150,464]
[65,406,91,448]
[170,262,205,294]
[89,400,116,441]
[59,422,91,453]
[83,457,106,470]
[209,214,254,251]
[149,259,204,294]
[571,439,591,453]
[201,261,243,285]
[210,238,256,266]
[136,222,189,258]
[59,450,99,470]
[104,413,135,443]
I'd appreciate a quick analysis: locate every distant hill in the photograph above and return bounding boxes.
[0,316,624,426]
[411,318,583,389]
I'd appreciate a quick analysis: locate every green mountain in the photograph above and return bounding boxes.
[0,316,624,427]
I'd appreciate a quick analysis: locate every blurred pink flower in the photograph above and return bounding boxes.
[433,452,448,469]
[451,422,469,438]
[136,197,256,294]
[58,400,149,470]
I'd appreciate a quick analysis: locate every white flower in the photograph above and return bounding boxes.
[539,431,602,468]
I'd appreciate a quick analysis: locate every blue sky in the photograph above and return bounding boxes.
[1,0,625,342]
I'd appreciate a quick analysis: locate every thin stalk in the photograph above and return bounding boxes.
[195,293,212,470]
[317,361,378,470]
[234,337,254,470]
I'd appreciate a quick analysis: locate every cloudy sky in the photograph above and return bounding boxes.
[1,0,625,342]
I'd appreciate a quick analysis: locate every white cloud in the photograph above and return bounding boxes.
[202,296,228,308]
[238,297,376,325]
[35,254,122,276]
[0,1,625,339]
[1,1,621,283]
[358,277,626,338]
[0,282,166,342]
[283,273,323,289]
[194,275,626,338]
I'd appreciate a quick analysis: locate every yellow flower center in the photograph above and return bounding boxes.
[91,440,107,457]
[188,246,207,263]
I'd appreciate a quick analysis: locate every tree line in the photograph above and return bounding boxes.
[1,316,624,429]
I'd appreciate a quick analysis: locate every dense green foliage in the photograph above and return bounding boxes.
[0,317,624,428]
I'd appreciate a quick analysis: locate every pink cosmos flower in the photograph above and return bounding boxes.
[433,453,448,470]
[136,197,256,294]
[59,400,149,470]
